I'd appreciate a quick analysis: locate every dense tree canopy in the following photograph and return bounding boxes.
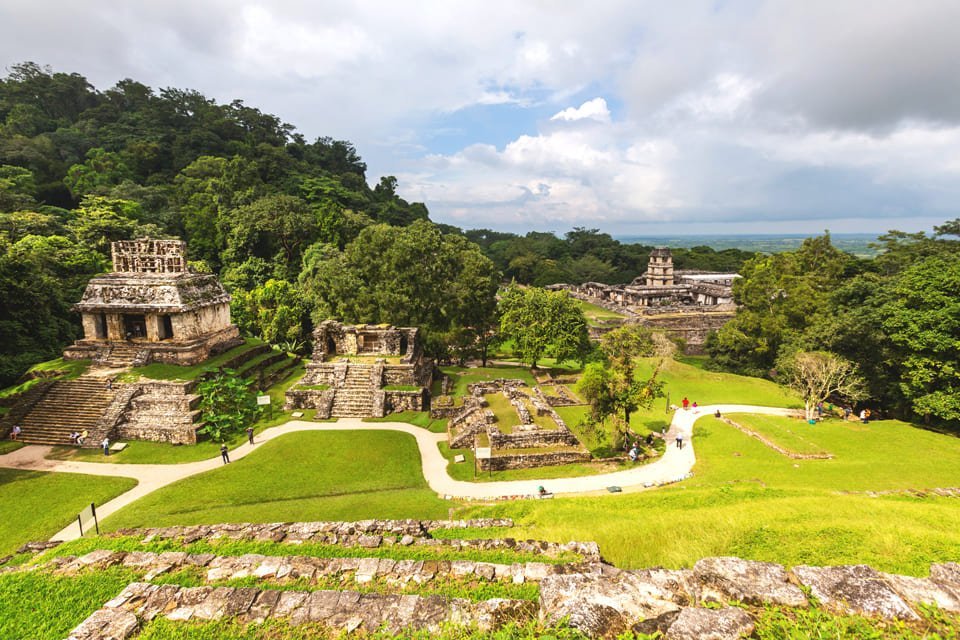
[708,223,960,429]
[0,62,438,385]
[300,219,499,356]
[498,285,591,368]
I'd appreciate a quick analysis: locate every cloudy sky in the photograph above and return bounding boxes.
[2,1,959,236]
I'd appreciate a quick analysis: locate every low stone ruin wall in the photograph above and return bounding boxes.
[284,389,334,415]
[479,450,592,471]
[488,428,580,449]
[118,380,202,445]
[384,389,426,413]
[108,519,601,561]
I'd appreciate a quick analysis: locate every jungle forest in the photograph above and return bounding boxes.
[1,63,958,430]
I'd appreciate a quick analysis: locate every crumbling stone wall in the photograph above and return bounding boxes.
[384,390,427,413]
[488,428,580,449]
[118,380,202,445]
[479,450,592,471]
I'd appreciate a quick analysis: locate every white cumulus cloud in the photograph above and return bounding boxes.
[550,97,611,123]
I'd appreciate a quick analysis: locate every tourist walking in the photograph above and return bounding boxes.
[246,426,255,445]
[220,444,230,464]
[101,437,110,456]
[676,433,683,449]
[10,424,21,440]
[681,397,690,410]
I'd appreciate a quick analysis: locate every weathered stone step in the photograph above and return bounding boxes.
[105,520,597,563]
[47,548,585,586]
[68,582,534,639]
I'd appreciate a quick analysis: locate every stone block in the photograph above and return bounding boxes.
[665,606,755,640]
[694,557,808,607]
[882,572,960,613]
[540,572,683,638]
[792,565,918,620]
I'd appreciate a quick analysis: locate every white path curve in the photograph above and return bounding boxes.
[0,404,796,542]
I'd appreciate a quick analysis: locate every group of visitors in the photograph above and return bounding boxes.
[680,397,699,412]
[69,430,89,445]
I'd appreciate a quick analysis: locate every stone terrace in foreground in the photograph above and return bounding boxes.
[4,518,954,639]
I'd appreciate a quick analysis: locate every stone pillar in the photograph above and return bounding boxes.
[107,314,124,340]
[81,314,99,341]
[146,314,161,341]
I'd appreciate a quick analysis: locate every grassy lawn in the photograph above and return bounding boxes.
[559,357,801,452]
[0,441,24,455]
[576,298,628,324]
[0,358,91,399]
[484,392,519,432]
[726,413,832,456]
[466,414,960,575]
[365,411,448,433]
[102,431,450,530]
[0,469,137,557]
[0,567,135,640]
[440,365,537,397]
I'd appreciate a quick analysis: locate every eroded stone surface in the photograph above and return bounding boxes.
[694,557,808,607]
[67,607,138,640]
[792,564,918,620]
[882,572,960,613]
[931,563,960,591]
[540,571,682,638]
[628,568,697,606]
[665,606,755,640]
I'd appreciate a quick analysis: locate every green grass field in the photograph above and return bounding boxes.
[0,469,136,557]
[0,441,24,455]
[440,365,538,397]
[468,414,960,575]
[365,410,448,433]
[559,357,801,451]
[725,412,832,456]
[576,299,628,325]
[101,431,450,530]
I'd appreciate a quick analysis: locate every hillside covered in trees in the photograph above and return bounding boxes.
[707,226,960,428]
[0,63,757,387]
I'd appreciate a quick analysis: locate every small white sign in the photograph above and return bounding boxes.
[453,454,465,463]
[256,395,271,406]
[475,447,492,459]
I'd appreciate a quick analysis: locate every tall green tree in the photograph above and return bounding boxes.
[879,254,960,422]
[300,220,498,354]
[231,279,310,352]
[498,286,590,368]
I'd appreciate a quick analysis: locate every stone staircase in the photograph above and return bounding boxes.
[94,344,150,368]
[330,364,378,417]
[14,377,119,446]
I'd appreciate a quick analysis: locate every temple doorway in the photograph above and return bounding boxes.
[159,315,174,340]
[123,314,147,340]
